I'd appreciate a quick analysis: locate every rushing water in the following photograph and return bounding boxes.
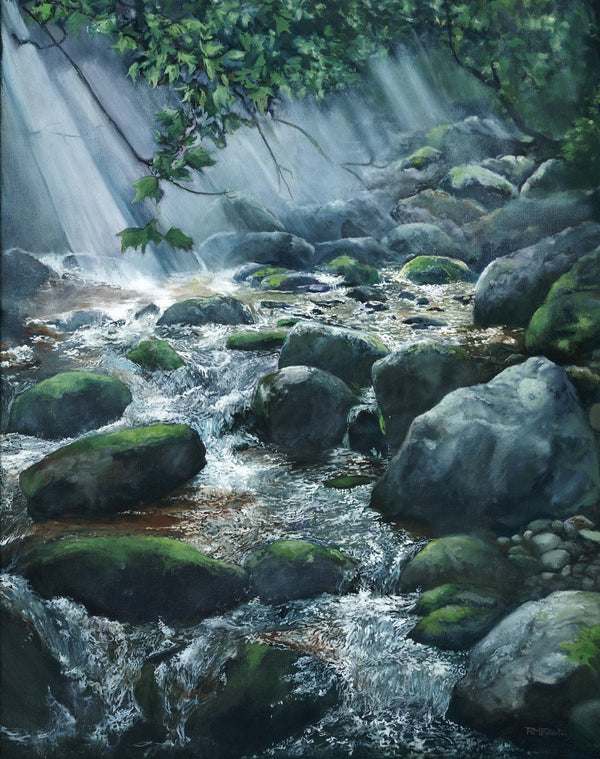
[1,266,542,759]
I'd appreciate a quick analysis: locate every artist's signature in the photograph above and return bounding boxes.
[524,726,569,738]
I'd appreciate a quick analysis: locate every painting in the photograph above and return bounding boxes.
[1,1,599,758]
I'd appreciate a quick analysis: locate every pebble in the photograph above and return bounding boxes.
[539,549,570,572]
[531,532,561,554]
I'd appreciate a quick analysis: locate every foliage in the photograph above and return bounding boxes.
[22,0,600,252]
[561,624,600,677]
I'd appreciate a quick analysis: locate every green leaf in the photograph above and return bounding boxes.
[128,62,140,84]
[164,227,194,251]
[33,3,53,23]
[117,220,163,254]
[184,146,217,171]
[133,176,163,203]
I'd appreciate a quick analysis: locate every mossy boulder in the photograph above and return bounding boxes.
[440,164,518,208]
[525,247,600,361]
[323,255,379,286]
[409,602,507,651]
[399,255,472,285]
[157,296,253,326]
[20,423,206,519]
[400,536,519,594]
[226,329,288,351]
[243,539,357,603]
[260,271,323,291]
[126,339,184,371]
[314,237,389,266]
[279,322,389,387]
[8,371,132,439]
[392,189,486,228]
[251,366,356,460]
[184,641,338,757]
[426,116,520,164]
[17,536,248,624]
[381,223,462,261]
[403,145,444,170]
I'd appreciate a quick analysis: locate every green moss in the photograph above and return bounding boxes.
[16,371,125,402]
[446,165,516,193]
[226,330,287,351]
[404,145,442,169]
[126,339,184,371]
[414,604,491,636]
[425,123,450,149]
[276,317,302,328]
[400,255,472,285]
[323,475,376,489]
[414,583,504,616]
[324,256,379,286]
[245,539,354,570]
[415,584,463,615]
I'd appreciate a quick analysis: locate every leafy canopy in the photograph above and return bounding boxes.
[24,0,600,252]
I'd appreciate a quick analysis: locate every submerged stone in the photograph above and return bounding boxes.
[158,296,253,326]
[8,371,132,439]
[323,474,377,489]
[226,329,288,351]
[126,339,184,371]
[17,536,248,624]
[243,539,357,603]
[20,423,206,519]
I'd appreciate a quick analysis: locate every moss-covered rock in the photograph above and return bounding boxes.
[409,603,506,651]
[347,405,388,456]
[276,317,302,328]
[8,371,132,439]
[279,322,389,387]
[157,296,253,326]
[382,223,462,261]
[126,339,184,371]
[403,145,443,170]
[226,330,288,351]
[323,255,380,286]
[20,423,206,519]
[400,536,519,594]
[440,164,518,208]
[251,366,356,460]
[243,539,357,603]
[261,271,323,291]
[183,641,338,757]
[414,583,505,616]
[392,189,486,228]
[525,247,600,361]
[18,536,248,624]
[399,255,472,285]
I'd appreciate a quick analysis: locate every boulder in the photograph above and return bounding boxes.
[158,296,253,326]
[447,591,600,735]
[474,222,600,327]
[314,237,389,266]
[479,155,536,187]
[409,602,507,651]
[251,366,356,460]
[440,165,518,208]
[1,249,51,299]
[370,357,600,532]
[381,223,462,261]
[402,145,444,170]
[400,536,519,593]
[399,255,472,285]
[17,536,248,624]
[569,699,600,755]
[259,271,324,291]
[56,309,110,332]
[426,116,522,164]
[20,423,206,519]
[520,159,583,197]
[372,341,491,450]
[126,339,184,371]
[224,231,315,269]
[322,255,379,286]
[226,329,288,351]
[221,191,285,232]
[346,285,387,303]
[525,247,600,361]
[8,371,132,439]
[392,189,486,227]
[243,539,357,603]
[279,322,389,387]
[347,405,388,456]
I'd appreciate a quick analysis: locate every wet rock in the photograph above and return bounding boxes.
[569,699,600,755]
[243,539,357,603]
[126,339,184,371]
[0,306,28,343]
[399,255,472,285]
[440,164,518,208]
[448,591,600,736]
[530,532,561,554]
[225,231,315,269]
[539,549,571,572]
[20,423,206,519]
[347,405,387,456]
[346,285,387,303]
[372,341,491,450]
[260,271,324,291]
[1,248,51,299]
[314,237,389,266]
[479,155,537,187]
[18,536,247,624]
[371,358,599,532]
[251,366,356,460]
[0,605,73,733]
[184,641,338,758]
[427,116,522,165]
[158,296,253,326]
[382,223,462,261]
[226,329,288,351]
[56,309,109,332]
[134,302,160,320]
[392,188,487,228]
[221,191,285,232]
[8,371,132,439]
[279,322,388,387]
[322,255,379,286]
[409,600,507,651]
[473,222,600,327]
[402,315,448,328]
[520,159,584,197]
[525,247,600,361]
[400,536,519,594]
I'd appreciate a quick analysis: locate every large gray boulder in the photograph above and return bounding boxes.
[370,357,600,532]
[279,322,389,387]
[381,223,462,261]
[429,116,522,165]
[158,296,253,326]
[474,222,600,327]
[251,366,356,460]
[224,231,315,269]
[372,341,492,450]
[314,237,389,266]
[448,591,600,735]
[440,164,518,209]
[2,248,51,299]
